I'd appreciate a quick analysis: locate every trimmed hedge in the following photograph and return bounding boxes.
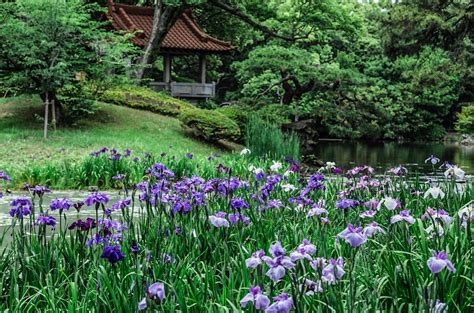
[99,84,241,142]
[100,85,194,116]
[179,108,241,142]
[215,105,249,132]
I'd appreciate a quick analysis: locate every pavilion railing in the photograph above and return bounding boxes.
[150,82,216,99]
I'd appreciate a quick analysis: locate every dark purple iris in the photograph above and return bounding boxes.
[185,153,193,159]
[101,244,125,264]
[124,149,131,157]
[230,197,249,210]
[131,240,140,254]
[68,218,96,231]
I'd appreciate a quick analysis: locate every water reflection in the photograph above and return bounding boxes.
[310,141,474,175]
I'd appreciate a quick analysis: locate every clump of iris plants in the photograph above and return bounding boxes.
[0,152,472,312]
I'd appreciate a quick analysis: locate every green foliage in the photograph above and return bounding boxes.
[245,115,299,160]
[255,104,293,126]
[99,84,194,116]
[0,0,137,117]
[179,108,241,142]
[57,84,98,122]
[215,105,249,133]
[455,104,474,134]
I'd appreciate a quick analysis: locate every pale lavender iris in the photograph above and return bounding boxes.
[321,257,345,284]
[290,239,316,261]
[209,211,229,228]
[307,201,327,218]
[302,279,323,295]
[359,210,377,219]
[240,286,270,310]
[148,282,166,302]
[265,293,293,313]
[246,249,266,268]
[390,210,415,225]
[363,222,385,237]
[262,242,295,282]
[363,198,379,210]
[425,155,440,165]
[427,250,456,274]
[337,224,367,248]
[421,208,453,225]
[335,198,358,210]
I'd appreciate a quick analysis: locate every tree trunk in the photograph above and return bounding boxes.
[44,92,49,139]
[135,1,185,81]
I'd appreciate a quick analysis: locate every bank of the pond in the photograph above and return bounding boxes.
[0,95,223,172]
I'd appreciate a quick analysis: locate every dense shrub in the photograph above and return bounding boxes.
[179,108,240,142]
[455,104,474,134]
[246,115,300,159]
[215,105,249,134]
[100,85,194,116]
[57,84,97,122]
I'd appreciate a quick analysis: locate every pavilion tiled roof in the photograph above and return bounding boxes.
[107,1,233,53]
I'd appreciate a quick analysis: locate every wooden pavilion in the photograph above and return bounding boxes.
[107,1,233,99]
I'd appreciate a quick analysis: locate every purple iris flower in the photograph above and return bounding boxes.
[321,257,345,284]
[240,286,270,310]
[9,197,32,218]
[331,167,343,174]
[290,239,316,261]
[425,155,440,165]
[307,201,327,218]
[148,282,165,302]
[262,242,295,282]
[230,198,249,210]
[228,213,251,225]
[363,198,379,210]
[138,297,147,310]
[185,153,193,159]
[388,165,408,176]
[427,250,456,274]
[302,279,324,295]
[363,222,385,237]
[124,149,131,157]
[246,249,266,268]
[209,211,229,228]
[111,198,131,212]
[336,198,358,210]
[31,185,51,197]
[101,244,125,264]
[112,174,125,181]
[0,171,11,181]
[36,214,56,227]
[265,293,293,313]
[390,210,415,225]
[421,208,453,225]
[85,192,110,206]
[359,210,377,219]
[337,224,367,248]
[50,198,72,212]
[309,257,327,271]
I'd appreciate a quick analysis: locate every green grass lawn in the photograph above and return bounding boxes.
[0,95,222,172]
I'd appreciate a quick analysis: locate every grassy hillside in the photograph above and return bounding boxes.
[0,95,221,172]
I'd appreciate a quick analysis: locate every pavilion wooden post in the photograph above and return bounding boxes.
[163,54,172,86]
[199,54,207,83]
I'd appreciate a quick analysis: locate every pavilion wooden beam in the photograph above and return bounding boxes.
[199,54,206,84]
[163,54,172,84]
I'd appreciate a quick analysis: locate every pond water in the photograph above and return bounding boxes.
[0,190,122,227]
[309,140,474,176]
